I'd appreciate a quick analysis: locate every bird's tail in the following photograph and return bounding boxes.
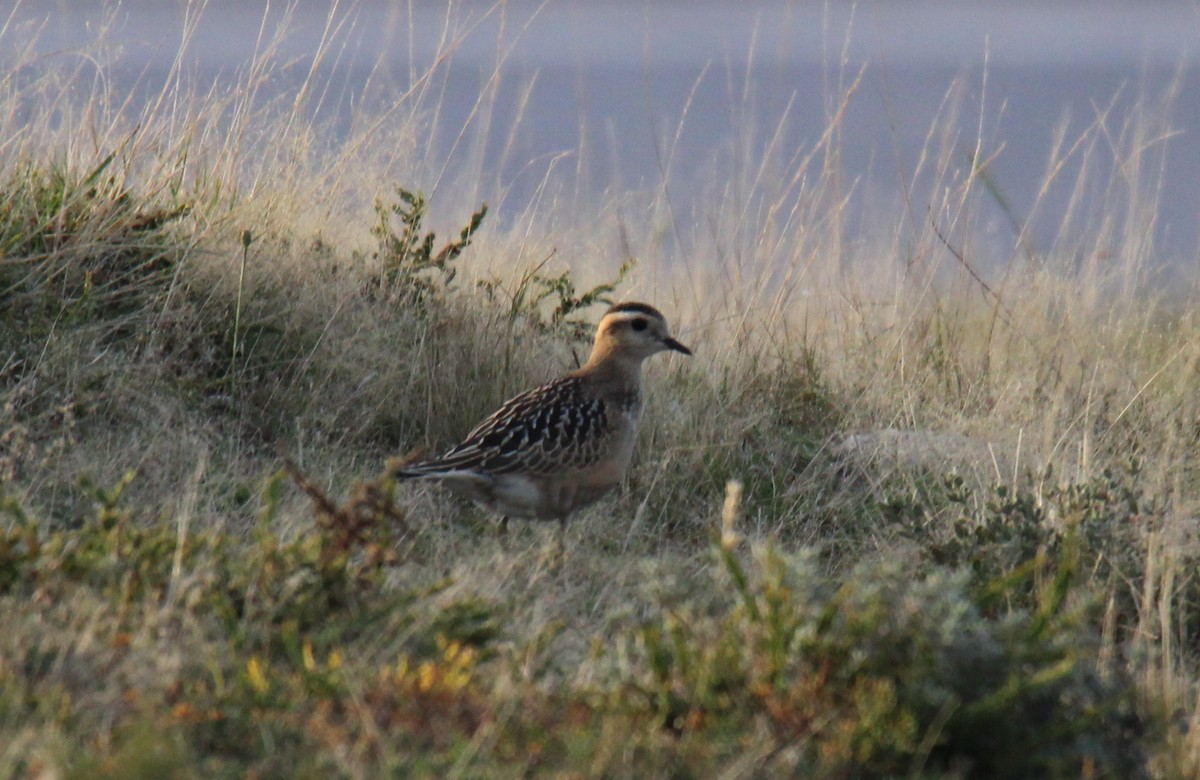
[385,447,431,480]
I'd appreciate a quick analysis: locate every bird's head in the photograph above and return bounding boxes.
[590,302,692,365]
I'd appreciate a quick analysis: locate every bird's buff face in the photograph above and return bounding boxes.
[595,304,692,362]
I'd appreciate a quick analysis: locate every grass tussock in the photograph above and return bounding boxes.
[3,5,1200,778]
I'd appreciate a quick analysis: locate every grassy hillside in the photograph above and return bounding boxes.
[2,11,1199,779]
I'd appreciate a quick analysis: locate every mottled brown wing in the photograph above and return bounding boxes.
[401,375,612,476]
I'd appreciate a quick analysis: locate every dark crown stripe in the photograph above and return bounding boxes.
[605,302,663,319]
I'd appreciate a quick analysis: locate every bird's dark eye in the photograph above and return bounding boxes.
[631,318,648,332]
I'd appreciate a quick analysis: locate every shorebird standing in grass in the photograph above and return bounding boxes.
[393,302,692,536]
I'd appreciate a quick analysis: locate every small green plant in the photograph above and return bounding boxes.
[489,256,637,341]
[370,186,487,302]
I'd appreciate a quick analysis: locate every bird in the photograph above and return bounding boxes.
[393,302,692,536]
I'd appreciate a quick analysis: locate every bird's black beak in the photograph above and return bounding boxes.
[663,337,692,356]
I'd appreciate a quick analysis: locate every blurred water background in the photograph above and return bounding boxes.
[10,1,1200,266]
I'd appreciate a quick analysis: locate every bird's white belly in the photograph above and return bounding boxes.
[489,474,545,518]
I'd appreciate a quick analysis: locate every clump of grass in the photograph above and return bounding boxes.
[878,456,1200,654]
[618,547,1142,778]
[0,155,188,358]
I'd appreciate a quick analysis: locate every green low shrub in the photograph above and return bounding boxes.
[603,540,1145,778]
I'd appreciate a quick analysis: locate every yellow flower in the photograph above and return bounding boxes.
[246,657,269,695]
[417,662,436,692]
